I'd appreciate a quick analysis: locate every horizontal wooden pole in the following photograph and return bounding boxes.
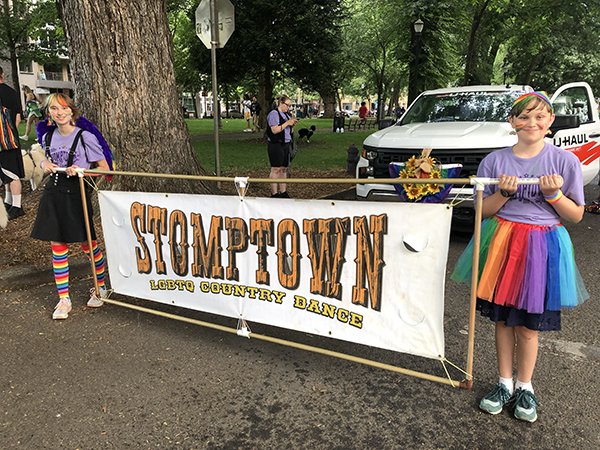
[101,297,464,388]
[82,168,473,186]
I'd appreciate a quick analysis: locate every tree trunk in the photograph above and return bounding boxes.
[319,91,336,119]
[463,0,491,86]
[522,53,541,87]
[1,0,21,93]
[258,65,272,134]
[58,0,217,194]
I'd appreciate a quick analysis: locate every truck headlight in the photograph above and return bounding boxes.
[366,150,378,160]
[366,167,374,176]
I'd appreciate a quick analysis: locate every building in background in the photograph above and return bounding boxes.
[18,57,73,107]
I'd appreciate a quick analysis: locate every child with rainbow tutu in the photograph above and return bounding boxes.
[451,91,589,422]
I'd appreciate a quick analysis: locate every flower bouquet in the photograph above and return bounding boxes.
[389,149,462,203]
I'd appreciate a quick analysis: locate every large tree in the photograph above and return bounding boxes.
[343,0,405,117]
[186,0,346,124]
[57,0,216,194]
[504,0,600,92]
[0,0,33,91]
[0,0,66,91]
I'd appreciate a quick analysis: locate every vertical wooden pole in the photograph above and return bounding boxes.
[464,186,484,389]
[79,173,99,297]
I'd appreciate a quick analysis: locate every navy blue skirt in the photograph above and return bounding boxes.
[476,298,561,331]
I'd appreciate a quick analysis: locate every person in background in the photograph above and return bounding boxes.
[0,66,24,220]
[31,93,110,320]
[395,104,405,120]
[20,85,42,141]
[242,94,252,132]
[359,101,368,126]
[266,95,297,198]
[250,96,261,133]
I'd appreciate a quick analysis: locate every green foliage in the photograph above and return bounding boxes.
[0,0,65,66]
[504,0,600,93]
[0,0,33,60]
[342,0,406,114]
[181,0,347,106]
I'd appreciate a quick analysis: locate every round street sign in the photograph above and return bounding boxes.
[196,0,235,49]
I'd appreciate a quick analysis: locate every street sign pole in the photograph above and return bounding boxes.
[210,0,220,183]
[196,0,234,187]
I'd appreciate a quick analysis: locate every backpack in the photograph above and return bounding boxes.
[37,116,114,180]
[265,110,288,144]
[265,110,297,162]
[0,99,19,151]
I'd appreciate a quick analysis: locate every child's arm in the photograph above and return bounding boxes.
[540,174,584,223]
[481,175,518,218]
[65,159,110,177]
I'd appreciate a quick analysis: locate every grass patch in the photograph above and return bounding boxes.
[16,117,374,176]
[185,117,334,134]
[193,128,372,174]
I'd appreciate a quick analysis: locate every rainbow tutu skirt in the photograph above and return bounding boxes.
[451,216,588,316]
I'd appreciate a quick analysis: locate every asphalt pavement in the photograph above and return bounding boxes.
[1,182,599,449]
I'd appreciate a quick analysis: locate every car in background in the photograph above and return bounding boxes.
[356,82,600,228]
[221,109,243,119]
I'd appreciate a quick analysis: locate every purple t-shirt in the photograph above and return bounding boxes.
[43,127,105,169]
[267,109,291,143]
[477,143,584,225]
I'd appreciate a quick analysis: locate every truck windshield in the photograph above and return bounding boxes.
[401,91,523,124]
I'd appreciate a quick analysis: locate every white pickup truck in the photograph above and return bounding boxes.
[356,83,600,226]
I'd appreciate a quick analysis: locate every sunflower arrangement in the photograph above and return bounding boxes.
[396,149,444,201]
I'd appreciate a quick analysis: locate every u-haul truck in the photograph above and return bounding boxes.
[356,82,600,227]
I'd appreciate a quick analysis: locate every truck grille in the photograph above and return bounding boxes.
[363,146,505,179]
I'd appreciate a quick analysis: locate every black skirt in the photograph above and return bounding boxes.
[30,173,97,243]
[0,148,25,184]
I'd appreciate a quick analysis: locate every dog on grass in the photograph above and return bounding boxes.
[297,125,316,143]
[1,144,46,228]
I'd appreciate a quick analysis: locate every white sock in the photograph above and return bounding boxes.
[4,191,12,204]
[499,376,514,394]
[515,380,533,393]
[12,194,21,208]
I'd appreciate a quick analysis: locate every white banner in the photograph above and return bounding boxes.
[98,191,452,360]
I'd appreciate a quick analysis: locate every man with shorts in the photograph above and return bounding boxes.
[250,96,261,132]
[0,67,24,220]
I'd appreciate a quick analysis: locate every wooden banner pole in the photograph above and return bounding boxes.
[464,186,484,389]
[78,173,100,297]
[99,297,464,388]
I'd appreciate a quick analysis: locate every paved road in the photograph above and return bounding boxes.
[1,183,598,449]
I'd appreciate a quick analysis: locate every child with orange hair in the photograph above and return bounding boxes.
[31,93,110,320]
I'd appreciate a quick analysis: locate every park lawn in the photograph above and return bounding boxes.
[15,117,374,175]
[193,128,373,174]
[185,117,334,135]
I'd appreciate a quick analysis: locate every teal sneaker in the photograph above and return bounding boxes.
[479,383,513,415]
[512,388,540,423]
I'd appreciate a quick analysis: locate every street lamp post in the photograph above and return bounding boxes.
[408,18,424,106]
